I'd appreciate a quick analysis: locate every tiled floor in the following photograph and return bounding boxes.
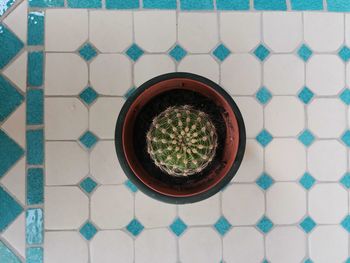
[2,0,350,262]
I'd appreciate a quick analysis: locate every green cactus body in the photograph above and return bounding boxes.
[146,105,218,177]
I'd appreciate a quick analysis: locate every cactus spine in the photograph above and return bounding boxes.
[146,105,218,177]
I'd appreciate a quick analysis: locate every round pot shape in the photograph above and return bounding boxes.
[115,72,246,204]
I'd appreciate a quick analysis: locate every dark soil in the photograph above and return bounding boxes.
[133,89,227,190]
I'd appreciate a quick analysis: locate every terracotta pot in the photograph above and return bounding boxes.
[115,73,246,204]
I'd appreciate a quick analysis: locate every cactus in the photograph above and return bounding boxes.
[146,105,218,177]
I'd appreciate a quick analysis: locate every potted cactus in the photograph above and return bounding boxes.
[115,73,245,204]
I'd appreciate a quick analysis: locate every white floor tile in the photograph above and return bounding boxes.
[3,1,27,42]
[2,103,25,148]
[134,11,176,52]
[2,212,25,257]
[220,13,260,52]
[45,53,88,95]
[234,139,263,183]
[135,192,176,227]
[266,182,306,224]
[45,98,88,140]
[263,12,302,52]
[135,229,176,263]
[265,97,304,136]
[45,9,88,51]
[309,226,348,263]
[308,98,346,138]
[90,54,132,96]
[46,142,89,185]
[221,54,261,95]
[178,13,218,53]
[134,54,175,87]
[2,51,27,93]
[309,184,347,224]
[223,227,264,263]
[89,97,124,139]
[90,230,133,263]
[91,141,127,184]
[178,55,219,83]
[308,140,347,181]
[234,97,263,138]
[45,231,88,263]
[0,157,25,205]
[266,226,306,263]
[223,184,264,225]
[304,13,344,52]
[45,186,88,229]
[179,228,221,263]
[264,55,304,95]
[179,194,220,225]
[91,185,133,229]
[306,54,344,96]
[89,11,132,53]
[265,139,306,181]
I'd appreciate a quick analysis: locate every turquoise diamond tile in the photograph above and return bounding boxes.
[79,131,98,150]
[126,218,144,236]
[340,173,350,189]
[80,221,98,240]
[298,130,315,147]
[0,24,24,69]
[256,173,274,190]
[341,215,350,232]
[170,217,187,236]
[341,130,350,147]
[0,0,15,17]
[256,129,273,147]
[123,87,136,99]
[80,177,98,194]
[300,216,316,233]
[328,0,350,11]
[68,0,102,8]
[0,75,24,122]
[291,0,323,10]
[125,180,138,193]
[338,46,350,62]
[79,86,99,106]
[143,0,177,9]
[217,0,249,10]
[297,44,313,62]
[0,186,23,232]
[346,258,350,263]
[214,216,232,236]
[0,130,24,178]
[26,247,43,263]
[0,240,21,263]
[26,208,43,244]
[304,259,314,263]
[299,172,316,190]
[254,44,270,61]
[126,44,144,61]
[256,87,272,105]
[254,0,287,10]
[298,86,314,104]
[340,89,350,105]
[256,216,273,233]
[79,43,98,61]
[213,44,231,62]
[180,0,214,10]
[169,44,187,62]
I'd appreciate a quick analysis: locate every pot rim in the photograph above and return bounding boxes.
[115,72,246,204]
